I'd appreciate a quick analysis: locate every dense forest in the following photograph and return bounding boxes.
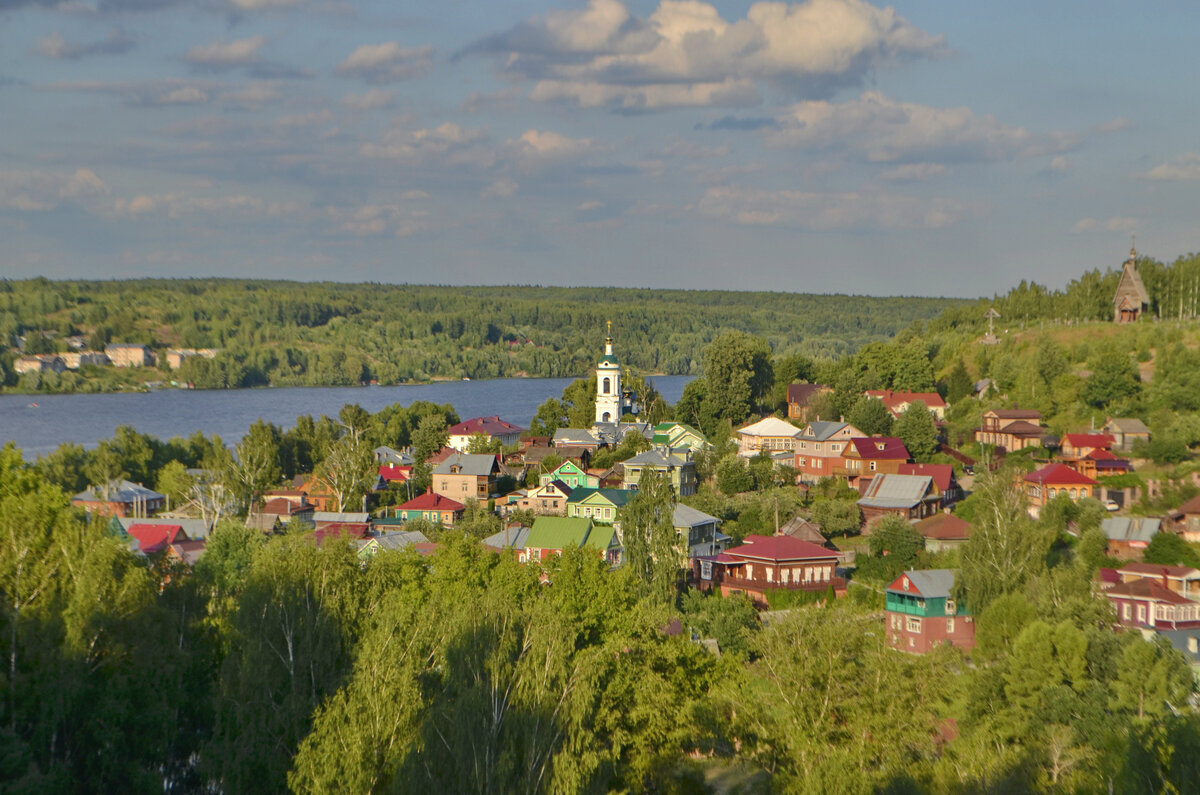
[0,279,959,392]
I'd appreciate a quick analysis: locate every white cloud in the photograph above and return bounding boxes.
[1093,117,1134,134]
[696,184,966,229]
[341,88,395,111]
[507,129,605,163]
[766,91,1075,162]
[360,122,491,166]
[879,162,946,182]
[473,0,946,109]
[187,36,266,66]
[337,43,434,83]
[480,179,518,198]
[37,28,134,59]
[1146,153,1200,181]
[325,203,427,237]
[0,168,110,211]
[1071,217,1139,235]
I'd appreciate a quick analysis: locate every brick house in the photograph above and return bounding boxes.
[1023,463,1098,510]
[885,570,975,653]
[794,421,864,483]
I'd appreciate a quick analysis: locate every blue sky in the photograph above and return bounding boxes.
[1,0,1197,296]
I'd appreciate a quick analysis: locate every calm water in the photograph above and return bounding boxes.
[0,376,695,458]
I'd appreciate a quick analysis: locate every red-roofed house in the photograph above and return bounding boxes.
[1061,433,1115,459]
[1118,563,1200,599]
[1104,578,1200,630]
[1024,463,1098,510]
[912,513,972,552]
[865,390,948,421]
[247,497,316,532]
[395,492,465,527]
[447,416,526,451]
[786,383,832,422]
[126,523,186,555]
[898,463,963,506]
[314,523,371,547]
[378,464,412,484]
[692,534,844,607]
[838,437,910,485]
[1067,448,1132,480]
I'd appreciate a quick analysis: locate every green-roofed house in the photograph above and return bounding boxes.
[583,524,622,566]
[539,460,599,490]
[651,422,709,452]
[566,487,632,524]
[523,516,594,563]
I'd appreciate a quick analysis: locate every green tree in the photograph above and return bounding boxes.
[894,401,939,462]
[617,469,680,605]
[230,420,284,512]
[702,331,773,425]
[1142,532,1200,568]
[1081,348,1141,409]
[810,498,862,537]
[155,460,195,511]
[715,455,755,495]
[847,395,894,436]
[944,360,973,404]
[410,414,449,494]
[315,430,374,512]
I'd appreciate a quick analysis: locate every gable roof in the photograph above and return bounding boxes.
[623,448,692,467]
[865,389,947,411]
[1063,433,1114,449]
[912,513,971,541]
[398,492,465,512]
[447,416,525,437]
[432,453,500,477]
[986,409,1043,420]
[673,503,720,529]
[363,530,430,552]
[738,417,801,438]
[1119,562,1200,580]
[126,523,184,554]
[1177,494,1200,515]
[886,569,956,599]
[483,526,532,550]
[1025,462,1098,487]
[997,420,1046,436]
[553,428,601,446]
[844,437,910,460]
[526,516,594,550]
[777,516,826,544]
[378,464,412,482]
[724,534,837,563]
[117,516,211,540]
[1101,517,1160,544]
[1106,577,1191,605]
[169,539,206,566]
[583,525,617,551]
[1105,417,1150,435]
[800,421,854,442]
[787,383,829,405]
[859,474,936,508]
[897,463,955,492]
[566,487,633,508]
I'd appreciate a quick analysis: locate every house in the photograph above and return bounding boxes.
[105,343,153,367]
[693,534,844,607]
[287,475,335,511]
[621,447,698,496]
[552,428,603,452]
[125,522,187,555]
[312,511,369,531]
[777,516,829,546]
[898,463,962,507]
[314,523,371,547]
[432,453,502,503]
[446,416,526,451]
[566,488,632,524]
[912,513,972,553]
[858,474,941,528]
[483,525,532,555]
[975,409,1046,452]
[838,437,911,485]
[1104,579,1200,630]
[167,539,206,567]
[1169,495,1200,543]
[512,480,573,516]
[357,530,431,559]
[651,422,709,451]
[794,421,864,483]
[522,516,595,563]
[592,421,654,449]
[115,515,212,541]
[674,504,730,558]
[395,492,465,527]
[1060,433,1115,459]
[1117,563,1200,599]
[786,383,831,422]
[885,570,975,654]
[582,525,622,566]
[72,480,166,518]
[377,464,412,486]
[60,351,109,369]
[1023,463,1099,510]
[247,497,316,532]
[1100,517,1161,560]
[864,390,948,421]
[165,348,218,369]
[1068,449,1132,480]
[539,460,599,490]
[1103,418,1151,455]
[374,446,413,466]
[736,417,801,459]
[14,354,66,374]
[1113,244,1150,323]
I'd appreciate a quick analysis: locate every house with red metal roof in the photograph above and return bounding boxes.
[1104,578,1200,630]
[1023,463,1098,511]
[692,534,844,607]
[1060,433,1115,459]
[864,389,948,421]
[838,437,910,486]
[446,416,526,451]
[126,522,187,555]
[395,492,465,527]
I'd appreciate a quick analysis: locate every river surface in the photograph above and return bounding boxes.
[0,376,695,458]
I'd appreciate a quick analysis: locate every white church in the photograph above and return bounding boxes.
[595,322,637,424]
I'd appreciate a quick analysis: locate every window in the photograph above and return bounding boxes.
[1069,488,1078,499]
[799,457,807,467]
[906,617,922,632]
[1137,604,1146,623]
[766,567,774,582]
[1123,603,1131,620]
[945,599,956,615]
[869,461,877,471]
[947,618,955,633]
[700,560,712,580]
[602,377,611,393]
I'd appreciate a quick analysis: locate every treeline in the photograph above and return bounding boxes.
[0,278,960,392]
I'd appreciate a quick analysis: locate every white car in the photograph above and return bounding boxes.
[1105,500,1119,512]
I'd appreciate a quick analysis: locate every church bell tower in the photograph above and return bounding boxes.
[595,321,623,424]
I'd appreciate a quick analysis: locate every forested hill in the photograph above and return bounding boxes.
[0,279,964,391]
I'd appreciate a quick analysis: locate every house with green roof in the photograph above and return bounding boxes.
[523,516,594,563]
[539,460,599,490]
[566,487,632,524]
[651,422,709,451]
[583,524,622,566]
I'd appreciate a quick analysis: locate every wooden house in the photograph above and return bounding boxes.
[693,535,844,607]
[395,492,465,527]
[898,463,962,506]
[512,480,573,516]
[1117,563,1200,599]
[1113,245,1150,323]
[1104,578,1200,630]
[736,416,801,459]
[539,460,599,490]
[857,473,941,528]
[837,437,910,485]
[565,487,631,524]
[912,513,971,553]
[885,570,975,654]
[1103,417,1150,455]
[621,448,698,496]
[975,409,1045,452]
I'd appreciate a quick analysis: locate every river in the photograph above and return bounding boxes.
[0,376,695,458]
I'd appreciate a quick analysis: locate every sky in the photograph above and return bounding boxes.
[1,0,1198,297]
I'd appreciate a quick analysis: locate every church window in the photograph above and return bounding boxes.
[602,377,611,393]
